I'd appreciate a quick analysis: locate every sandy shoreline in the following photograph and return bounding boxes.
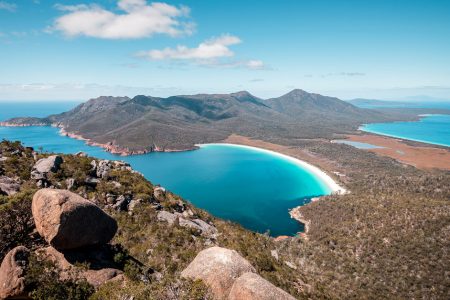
[212,135,350,237]
[198,143,346,195]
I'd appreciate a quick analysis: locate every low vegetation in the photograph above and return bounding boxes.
[1,139,449,299]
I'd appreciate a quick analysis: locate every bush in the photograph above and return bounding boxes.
[25,254,95,300]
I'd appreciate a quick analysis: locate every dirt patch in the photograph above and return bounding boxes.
[345,134,450,170]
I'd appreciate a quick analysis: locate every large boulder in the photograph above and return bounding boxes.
[228,272,296,300]
[181,247,255,299]
[32,189,117,250]
[0,176,20,195]
[31,155,63,180]
[0,246,30,299]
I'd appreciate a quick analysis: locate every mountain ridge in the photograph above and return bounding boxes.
[2,89,409,154]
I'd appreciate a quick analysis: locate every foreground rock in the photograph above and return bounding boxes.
[32,189,117,250]
[182,246,296,300]
[0,175,20,195]
[30,155,63,180]
[181,247,256,299]
[0,246,30,299]
[228,272,296,300]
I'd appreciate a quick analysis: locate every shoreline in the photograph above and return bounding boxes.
[198,142,346,239]
[56,126,198,155]
[57,127,153,156]
[0,121,197,156]
[359,127,450,148]
[358,113,450,148]
[198,143,346,195]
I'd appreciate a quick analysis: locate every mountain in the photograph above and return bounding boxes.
[4,89,402,153]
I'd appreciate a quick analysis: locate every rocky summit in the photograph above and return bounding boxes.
[32,189,117,250]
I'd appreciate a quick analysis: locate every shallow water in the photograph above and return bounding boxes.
[360,114,450,147]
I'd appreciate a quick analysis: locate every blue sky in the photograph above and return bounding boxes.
[1,0,450,100]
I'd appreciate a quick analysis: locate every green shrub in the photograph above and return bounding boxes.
[25,254,95,300]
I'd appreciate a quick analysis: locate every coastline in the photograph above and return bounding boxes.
[359,113,450,148]
[0,121,197,156]
[59,127,198,155]
[198,143,346,195]
[201,136,348,238]
[359,126,450,148]
[57,127,151,156]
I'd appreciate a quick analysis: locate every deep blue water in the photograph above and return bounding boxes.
[360,114,450,147]
[0,101,82,121]
[0,101,332,236]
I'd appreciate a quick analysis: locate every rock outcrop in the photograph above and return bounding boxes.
[0,246,30,299]
[181,247,256,299]
[32,189,117,250]
[30,155,63,180]
[157,211,217,237]
[181,246,296,300]
[153,186,166,201]
[0,176,20,195]
[228,272,296,300]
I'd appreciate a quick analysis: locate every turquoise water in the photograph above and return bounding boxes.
[360,114,450,147]
[333,140,384,149]
[0,102,332,236]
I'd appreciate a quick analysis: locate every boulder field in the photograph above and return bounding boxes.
[0,189,121,299]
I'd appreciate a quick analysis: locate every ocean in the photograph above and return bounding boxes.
[353,101,450,147]
[360,114,450,147]
[0,101,331,236]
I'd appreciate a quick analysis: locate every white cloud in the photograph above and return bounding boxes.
[0,1,16,12]
[320,72,366,78]
[137,34,266,70]
[246,60,265,70]
[52,0,193,39]
[139,34,241,60]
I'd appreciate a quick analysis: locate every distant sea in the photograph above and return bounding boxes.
[354,101,450,147]
[0,101,82,121]
[0,100,332,236]
[352,101,450,110]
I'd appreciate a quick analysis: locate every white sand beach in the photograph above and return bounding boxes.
[198,143,347,195]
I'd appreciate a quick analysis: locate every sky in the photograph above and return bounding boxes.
[1,0,450,101]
